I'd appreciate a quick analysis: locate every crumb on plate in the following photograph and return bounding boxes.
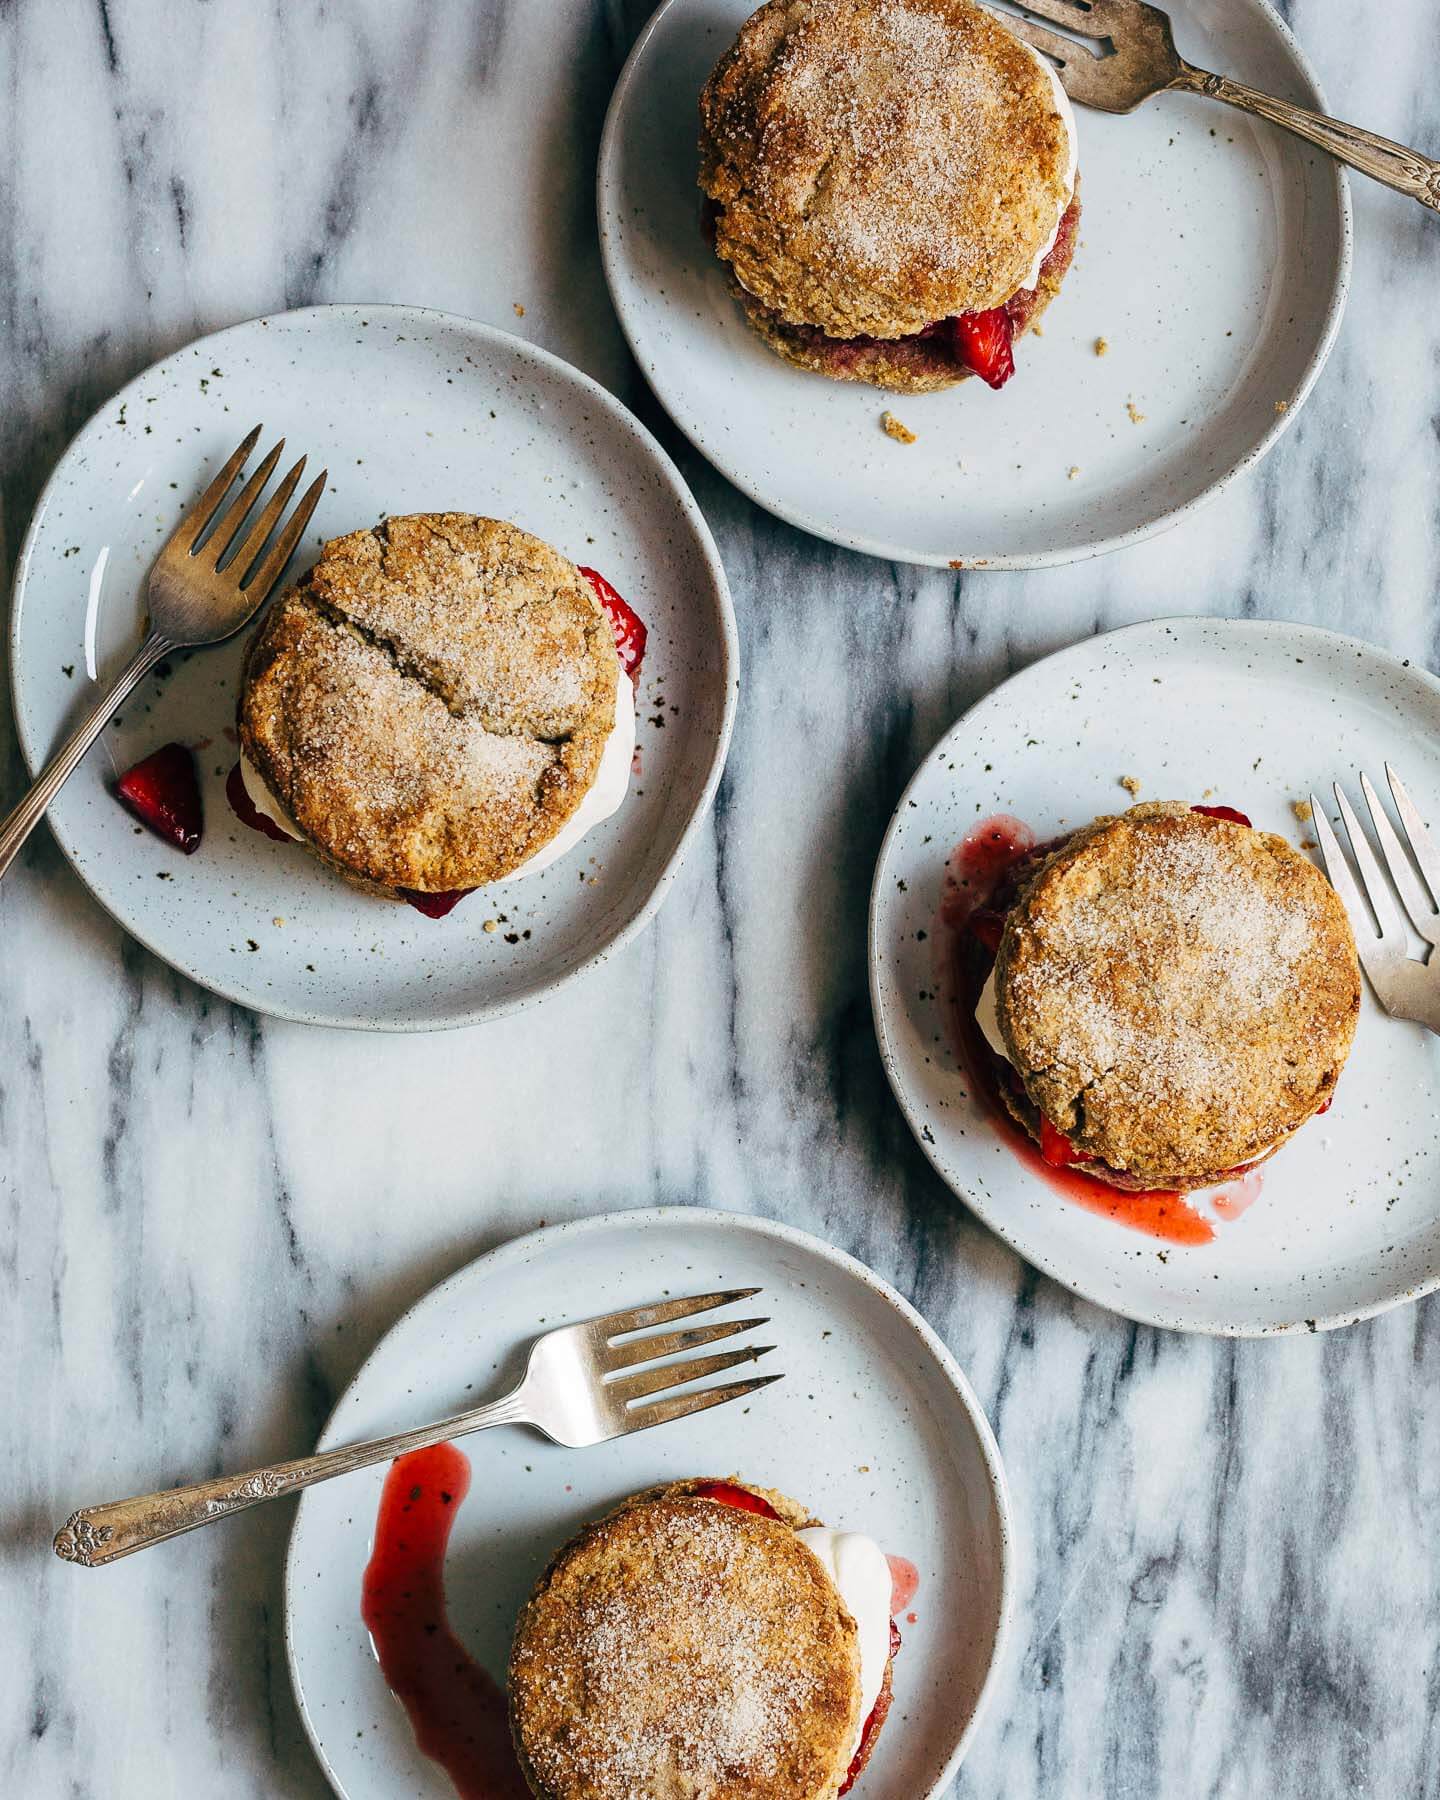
[881,410,917,444]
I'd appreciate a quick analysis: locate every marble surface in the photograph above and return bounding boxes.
[2,2,1439,1795]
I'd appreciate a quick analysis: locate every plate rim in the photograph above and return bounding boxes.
[596,0,1354,571]
[868,615,1440,1337]
[8,302,740,1032]
[282,1203,1017,1800]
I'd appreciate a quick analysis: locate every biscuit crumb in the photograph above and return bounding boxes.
[1031,323,1043,337]
[1094,336,1109,357]
[1120,774,1142,798]
[881,410,917,444]
[1292,798,1313,823]
[1067,465,1081,481]
[483,918,498,933]
[513,302,526,317]
[272,916,286,928]
[1202,787,1214,800]
[1126,400,1146,424]
[1301,837,1318,851]
[1275,398,1289,414]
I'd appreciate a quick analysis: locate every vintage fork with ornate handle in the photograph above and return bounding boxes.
[53,1288,781,1568]
[0,425,326,881]
[984,0,1440,211]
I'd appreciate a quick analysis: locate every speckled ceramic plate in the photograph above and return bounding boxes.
[284,1207,1013,1800]
[598,0,1350,569]
[871,618,1440,1335]
[9,305,737,1029]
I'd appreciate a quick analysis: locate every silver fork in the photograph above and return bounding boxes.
[1311,766,1440,1032]
[52,1287,780,1568]
[983,0,1440,211]
[0,426,327,880]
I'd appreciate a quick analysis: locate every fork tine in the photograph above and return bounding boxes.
[171,425,263,554]
[201,438,285,568]
[1361,772,1437,935]
[1002,0,1105,35]
[1332,785,1408,943]
[611,1344,776,1404]
[1310,797,1386,945]
[982,10,1088,68]
[1386,765,1440,915]
[239,468,326,596]
[626,1372,784,1433]
[598,1288,762,1340]
[224,454,305,582]
[603,1317,769,1372]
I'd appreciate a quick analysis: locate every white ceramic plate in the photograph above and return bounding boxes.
[598,0,1350,568]
[285,1207,1013,1800]
[871,619,1440,1336]
[9,305,737,1030]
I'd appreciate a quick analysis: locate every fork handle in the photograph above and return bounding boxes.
[0,631,175,881]
[53,1389,532,1568]
[1177,64,1440,211]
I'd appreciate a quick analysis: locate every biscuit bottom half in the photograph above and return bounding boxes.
[724,193,1080,395]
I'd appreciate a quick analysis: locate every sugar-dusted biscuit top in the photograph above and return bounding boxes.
[994,803,1361,1185]
[238,513,617,893]
[509,1480,862,1800]
[699,0,1074,339]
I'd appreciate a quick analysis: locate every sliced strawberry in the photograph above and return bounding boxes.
[578,565,648,682]
[838,1621,902,1795]
[968,909,1006,954]
[952,307,1015,390]
[1192,803,1252,827]
[397,886,474,920]
[225,761,292,844]
[116,742,202,854]
[691,1480,781,1520]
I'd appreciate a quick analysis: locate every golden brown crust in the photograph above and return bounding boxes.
[699,0,1074,338]
[993,804,1362,1187]
[238,514,616,893]
[510,1481,862,1800]
[732,190,1079,393]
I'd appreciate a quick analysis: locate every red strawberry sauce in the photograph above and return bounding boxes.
[935,808,1270,1247]
[361,1444,529,1800]
[225,572,645,919]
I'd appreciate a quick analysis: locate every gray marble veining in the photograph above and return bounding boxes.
[2,2,1440,1795]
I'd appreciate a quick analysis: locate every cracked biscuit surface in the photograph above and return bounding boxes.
[993,804,1361,1189]
[509,1479,863,1800]
[699,0,1075,342]
[238,513,617,893]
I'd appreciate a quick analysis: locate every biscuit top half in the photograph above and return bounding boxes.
[509,1484,861,1800]
[993,804,1362,1178]
[699,0,1074,338]
[238,513,618,892]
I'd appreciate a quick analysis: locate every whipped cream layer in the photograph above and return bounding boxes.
[795,1526,893,1760]
[1017,42,1079,291]
[975,965,1010,1062]
[240,661,636,886]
